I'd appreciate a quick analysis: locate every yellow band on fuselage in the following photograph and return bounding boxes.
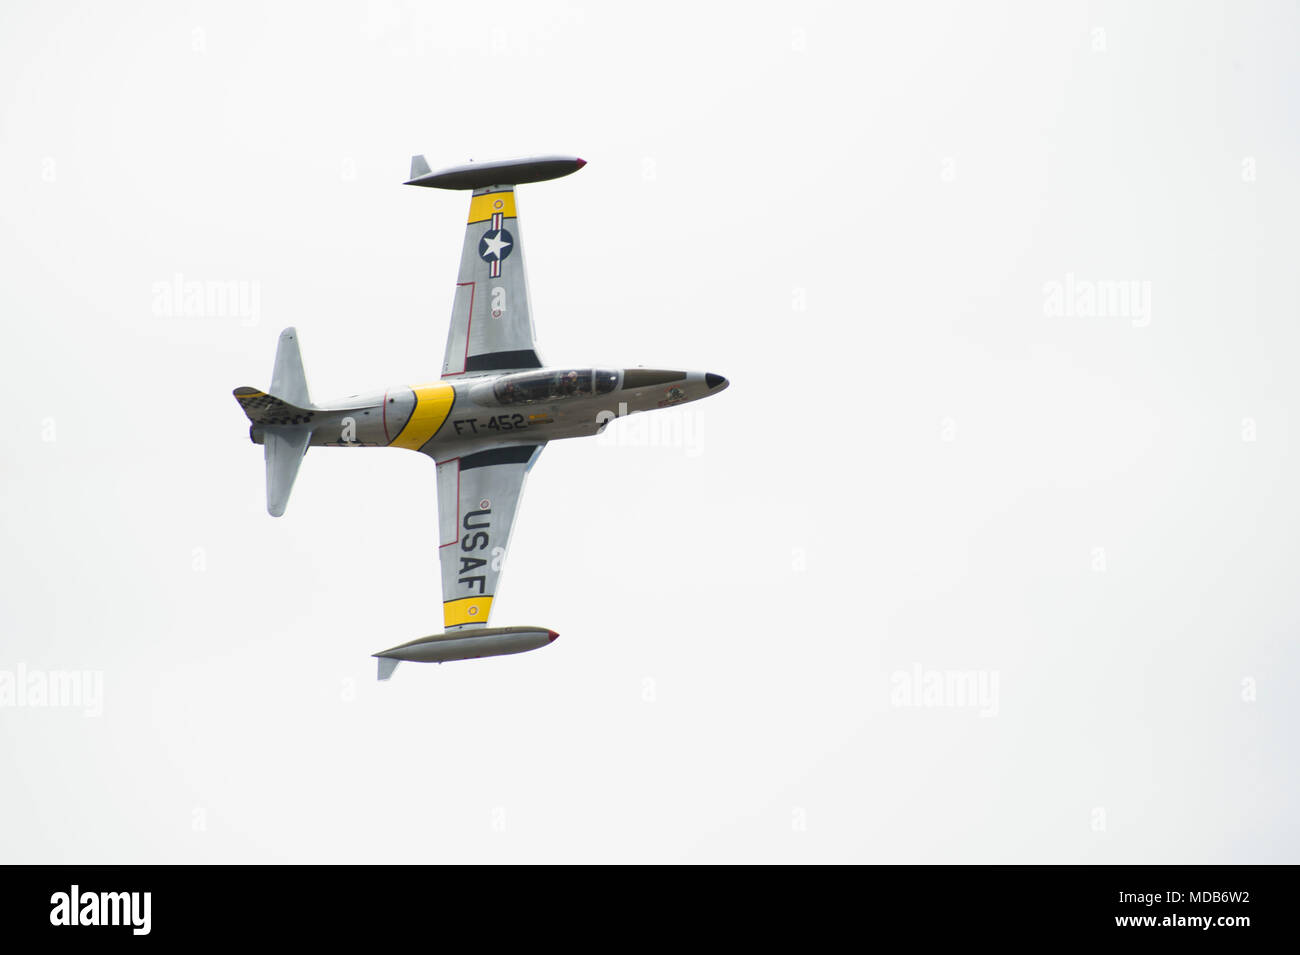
[390,383,454,451]
[444,596,493,627]
[467,190,517,224]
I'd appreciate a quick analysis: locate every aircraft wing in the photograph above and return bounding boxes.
[406,155,584,378]
[438,184,543,379]
[434,444,545,631]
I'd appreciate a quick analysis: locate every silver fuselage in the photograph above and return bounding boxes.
[249,367,728,458]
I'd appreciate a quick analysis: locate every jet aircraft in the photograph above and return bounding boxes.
[233,155,728,678]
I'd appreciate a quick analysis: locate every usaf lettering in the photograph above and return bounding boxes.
[459,508,491,593]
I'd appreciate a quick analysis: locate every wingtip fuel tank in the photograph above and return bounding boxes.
[404,154,587,190]
[374,626,559,679]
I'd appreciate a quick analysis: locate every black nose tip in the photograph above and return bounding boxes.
[705,373,728,390]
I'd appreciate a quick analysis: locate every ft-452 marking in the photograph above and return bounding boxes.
[453,414,527,435]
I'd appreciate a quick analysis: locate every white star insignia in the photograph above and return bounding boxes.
[481,231,511,260]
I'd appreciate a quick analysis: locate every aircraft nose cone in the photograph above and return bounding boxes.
[705,373,728,391]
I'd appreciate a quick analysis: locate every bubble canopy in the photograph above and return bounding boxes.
[493,369,619,405]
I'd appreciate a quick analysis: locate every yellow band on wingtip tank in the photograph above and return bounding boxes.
[444,596,493,627]
[390,384,455,451]
[467,190,517,224]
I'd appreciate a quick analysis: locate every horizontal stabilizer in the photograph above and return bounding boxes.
[405,155,586,190]
[232,326,319,517]
[270,327,313,409]
[265,427,311,517]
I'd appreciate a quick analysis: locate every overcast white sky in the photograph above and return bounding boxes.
[1,0,1297,863]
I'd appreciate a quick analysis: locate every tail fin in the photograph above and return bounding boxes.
[232,327,317,517]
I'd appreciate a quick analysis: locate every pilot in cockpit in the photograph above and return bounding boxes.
[557,370,580,397]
